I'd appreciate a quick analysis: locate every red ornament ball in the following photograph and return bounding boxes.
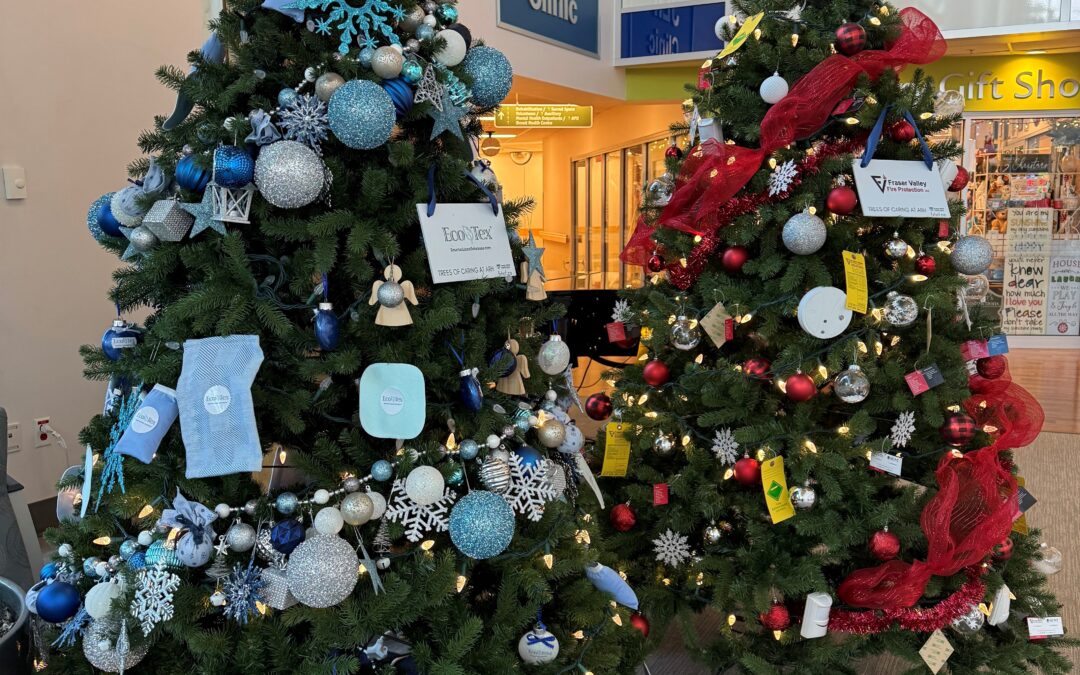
[743,357,771,379]
[889,120,917,142]
[992,537,1014,562]
[665,145,683,160]
[721,245,750,274]
[630,612,650,637]
[609,503,636,532]
[869,529,901,561]
[785,372,817,402]
[826,186,858,215]
[643,359,671,387]
[940,412,977,447]
[585,392,613,421]
[647,254,665,273]
[733,456,761,486]
[834,22,867,56]
[915,254,937,276]
[758,603,791,631]
[976,355,1007,380]
[949,165,970,191]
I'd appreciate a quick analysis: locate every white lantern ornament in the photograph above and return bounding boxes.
[759,72,789,104]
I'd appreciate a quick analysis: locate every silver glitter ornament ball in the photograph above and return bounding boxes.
[315,72,346,102]
[341,492,375,526]
[790,485,817,509]
[225,522,257,552]
[782,210,827,255]
[884,232,909,259]
[480,456,512,493]
[833,364,870,403]
[377,280,405,307]
[653,432,675,456]
[128,225,159,253]
[950,605,986,635]
[537,418,566,448]
[286,534,359,608]
[83,620,149,672]
[951,235,993,275]
[371,46,405,79]
[883,291,919,328]
[254,140,326,209]
[537,335,571,375]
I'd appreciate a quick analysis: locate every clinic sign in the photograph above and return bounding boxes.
[498,0,599,57]
[620,3,726,59]
[915,54,1080,112]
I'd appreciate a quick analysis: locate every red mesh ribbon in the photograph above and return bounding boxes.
[622,7,945,262]
[836,359,1043,614]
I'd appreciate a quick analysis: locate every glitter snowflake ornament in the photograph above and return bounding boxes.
[768,159,798,196]
[504,454,559,522]
[653,529,692,568]
[279,94,330,153]
[611,299,633,323]
[384,477,456,542]
[221,563,266,625]
[891,411,916,448]
[284,0,401,53]
[130,561,180,636]
[711,427,739,465]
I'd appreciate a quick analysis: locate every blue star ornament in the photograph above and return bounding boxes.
[182,190,226,236]
[522,231,545,279]
[428,89,466,140]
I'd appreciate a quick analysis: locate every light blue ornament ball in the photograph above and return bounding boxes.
[401,60,423,84]
[458,438,479,460]
[145,541,182,571]
[39,562,58,581]
[119,539,139,560]
[328,80,396,150]
[371,459,394,482]
[462,46,513,108]
[358,46,376,68]
[416,24,435,41]
[213,145,255,188]
[83,556,101,577]
[275,491,299,515]
[35,581,81,623]
[449,490,515,559]
[278,87,299,108]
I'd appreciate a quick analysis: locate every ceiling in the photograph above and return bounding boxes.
[945,28,1080,56]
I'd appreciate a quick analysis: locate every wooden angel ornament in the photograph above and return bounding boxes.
[495,339,531,396]
[521,231,547,302]
[369,264,419,327]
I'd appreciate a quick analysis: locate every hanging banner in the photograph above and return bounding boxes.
[1047,256,1080,336]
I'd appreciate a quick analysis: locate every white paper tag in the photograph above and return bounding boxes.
[111,336,138,349]
[380,387,405,416]
[203,385,232,415]
[130,407,159,434]
[416,203,515,283]
[852,159,950,219]
[870,451,903,476]
[1027,616,1064,638]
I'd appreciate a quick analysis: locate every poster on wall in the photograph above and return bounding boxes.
[1001,256,1049,335]
[1047,257,1080,336]
[1004,208,1054,257]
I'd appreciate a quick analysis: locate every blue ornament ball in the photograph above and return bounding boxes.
[462,46,513,108]
[328,80,396,150]
[127,551,147,570]
[87,193,117,240]
[460,372,484,412]
[101,321,141,362]
[416,24,435,41]
[435,4,458,23]
[96,194,125,238]
[119,539,139,560]
[35,581,81,623]
[514,446,543,472]
[401,60,423,84]
[358,46,376,68]
[270,519,306,554]
[449,490,515,559]
[278,87,299,108]
[489,348,517,377]
[381,77,414,118]
[39,562,58,581]
[371,459,394,482]
[458,438,480,460]
[213,145,255,188]
[275,491,299,515]
[82,556,101,577]
[314,305,340,351]
[175,154,211,192]
[145,540,182,570]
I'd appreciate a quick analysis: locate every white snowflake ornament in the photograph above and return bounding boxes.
[130,561,180,636]
[891,411,916,448]
[611,299,633,324]
[384,477,456,542]
[504,454,559,522]
[768,159,798,197]
[653,529,692,568]
[711,428,740,465]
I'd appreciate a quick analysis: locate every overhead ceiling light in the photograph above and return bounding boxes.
[1027,50,1047,54]
[486,133,517,139]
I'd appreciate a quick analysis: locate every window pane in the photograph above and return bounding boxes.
[573,160,588,290]
[647,137,670,182]
[605,152,623,289]
[589,156,604,289]
[624,145,645,288]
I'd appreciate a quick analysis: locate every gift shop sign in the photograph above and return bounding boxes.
[417,203,516,283]
[852,159,950,219]
[913,53,1080,112]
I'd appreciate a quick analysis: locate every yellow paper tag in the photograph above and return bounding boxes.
[717,12,764,59]
[600,423,631,477]
[842,251,868,314]
[1013,476,1029,535]
[761,457,794,524]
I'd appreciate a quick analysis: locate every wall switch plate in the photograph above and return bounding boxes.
[6,423,19,453]
[34,417,51,448]
[2,166,27,200]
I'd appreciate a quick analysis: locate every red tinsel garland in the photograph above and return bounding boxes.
[829,568,986,634]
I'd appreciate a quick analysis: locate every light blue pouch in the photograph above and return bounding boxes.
[115,384,178,463]
[359,363,425,439]
[177,335,264,478]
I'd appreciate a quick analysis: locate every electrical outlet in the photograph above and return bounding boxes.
[6,423,19,453]
[34,417,51,448]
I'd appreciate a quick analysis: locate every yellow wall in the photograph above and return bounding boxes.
[488,151,546,244]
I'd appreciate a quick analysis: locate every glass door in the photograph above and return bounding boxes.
[572,160,588,289]
[624,144,645,287]
[605,151,623,288]
[588,157,604,288]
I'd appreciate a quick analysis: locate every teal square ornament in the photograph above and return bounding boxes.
[359,363,426,439]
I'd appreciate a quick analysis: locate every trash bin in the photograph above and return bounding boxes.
[0,576,29,674]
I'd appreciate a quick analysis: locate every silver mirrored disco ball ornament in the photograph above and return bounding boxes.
[790,485,817,509]
[782,210,827,255]
[647,173,674,206]
[671,315,701,350]
[884,232,909,259]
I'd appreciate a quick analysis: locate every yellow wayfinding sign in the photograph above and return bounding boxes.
[494,104,593,128]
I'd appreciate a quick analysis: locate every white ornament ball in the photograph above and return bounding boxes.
[433,29,467,66]
[951,235,993,275]
[557,422,585,455]
[487,434,503,449]
[84,580,123,620]
[94,561,109,577]
[713,17,728,41]
[537,335,571,375]
[137,531,153,547]
[58,543,74,557]
[314,507,345,535]
[210,591,227,607]
[405,465,445,506]
[782,210,827,255]
[214,503,232,519]
[314,489,330,505]
[286,535,359,608]
[340,492,374,526]
[518,626,560,664]
[759,71,789,104]
[367,490,388,520]
[371,46,404,79]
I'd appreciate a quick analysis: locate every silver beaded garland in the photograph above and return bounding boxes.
[782,210,827,255]
[950,235,993,275]
[254,141,326,209]
[480,456,512,493]
[286,534,359,608]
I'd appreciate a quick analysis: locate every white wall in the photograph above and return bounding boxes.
[0,3,207,503]
[457,0,626,99]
